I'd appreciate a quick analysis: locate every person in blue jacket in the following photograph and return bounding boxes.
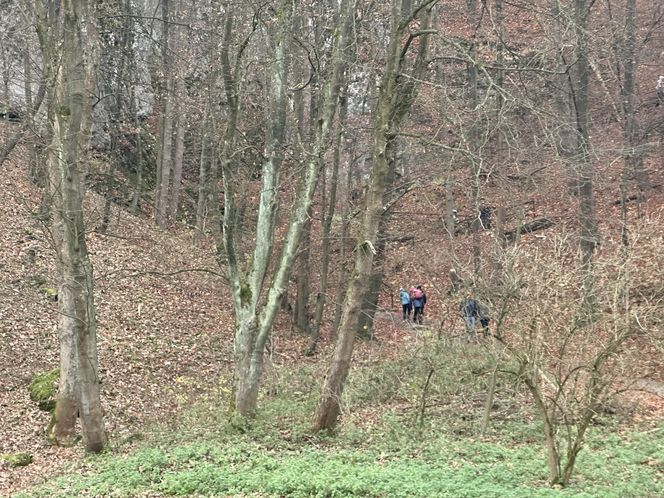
[399,287,412,320]
[461,291,480,336]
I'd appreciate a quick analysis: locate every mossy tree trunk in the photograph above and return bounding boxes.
[35,0,106,453]
[220,0,353,418]
[314,0,436,431]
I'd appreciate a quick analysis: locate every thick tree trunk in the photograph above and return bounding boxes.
[232,308,260,416]
[38,0,106,452]
[357,142,399,336]
[52,307,78,444]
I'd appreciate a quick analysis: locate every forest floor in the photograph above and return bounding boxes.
[1,120,663,495]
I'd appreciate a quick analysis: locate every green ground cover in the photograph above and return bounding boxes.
[17,351,663,497]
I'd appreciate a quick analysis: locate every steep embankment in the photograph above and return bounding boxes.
[0,123,233,492]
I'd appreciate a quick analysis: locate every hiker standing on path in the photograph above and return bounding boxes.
[461,292,480,334]
[399,287,412,321]
[412,285,426,324]
[419,285,427,318]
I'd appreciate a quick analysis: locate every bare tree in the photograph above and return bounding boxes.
[220,0,354,417]
[486,222,661,486]
[314,0,436,431]
[34,0,106,452]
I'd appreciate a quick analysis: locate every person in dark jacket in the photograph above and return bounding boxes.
[480,206,492,229]
[412,285,427,324]
[461,292,479,332]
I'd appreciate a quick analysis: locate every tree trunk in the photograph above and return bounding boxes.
[314,0,435,431]
[524,376,561,484]
[293,7,316,335]
[130,91,144,213]
[573,0,598,316]
[333,160,354,333]
[307,92,348,354]
[194,114,209,242]
[357,141,400,336]
[224,0,353,417]
[37,0,106,452]
[169,66,186,221]
[621,0,650,207]
[295,213,312,334]
[155,0,174,228]
[156,77,174,227]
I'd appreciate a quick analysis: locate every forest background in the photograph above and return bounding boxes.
[0,0,663,496]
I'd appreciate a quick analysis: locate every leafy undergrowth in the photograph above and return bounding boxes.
[16,353,664,498]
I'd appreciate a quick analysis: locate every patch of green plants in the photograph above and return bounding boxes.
[2,452,33,467]
[17,356,663,498]
[28,368,59,412]
[18,421,663,498]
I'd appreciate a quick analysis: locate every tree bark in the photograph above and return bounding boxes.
[194,110,210,243]
[36,0,106,452]
[573,0,599,316]
[168,56,186,221]
[308,90,349,354]
[222,0,352,417]
[295,214,312,334]
[155,0,174,228]
[314,0,436,431]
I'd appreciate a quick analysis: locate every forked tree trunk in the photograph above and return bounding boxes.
[523,375,562,484]
[36,0,106,452]
[223,0,353,417]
